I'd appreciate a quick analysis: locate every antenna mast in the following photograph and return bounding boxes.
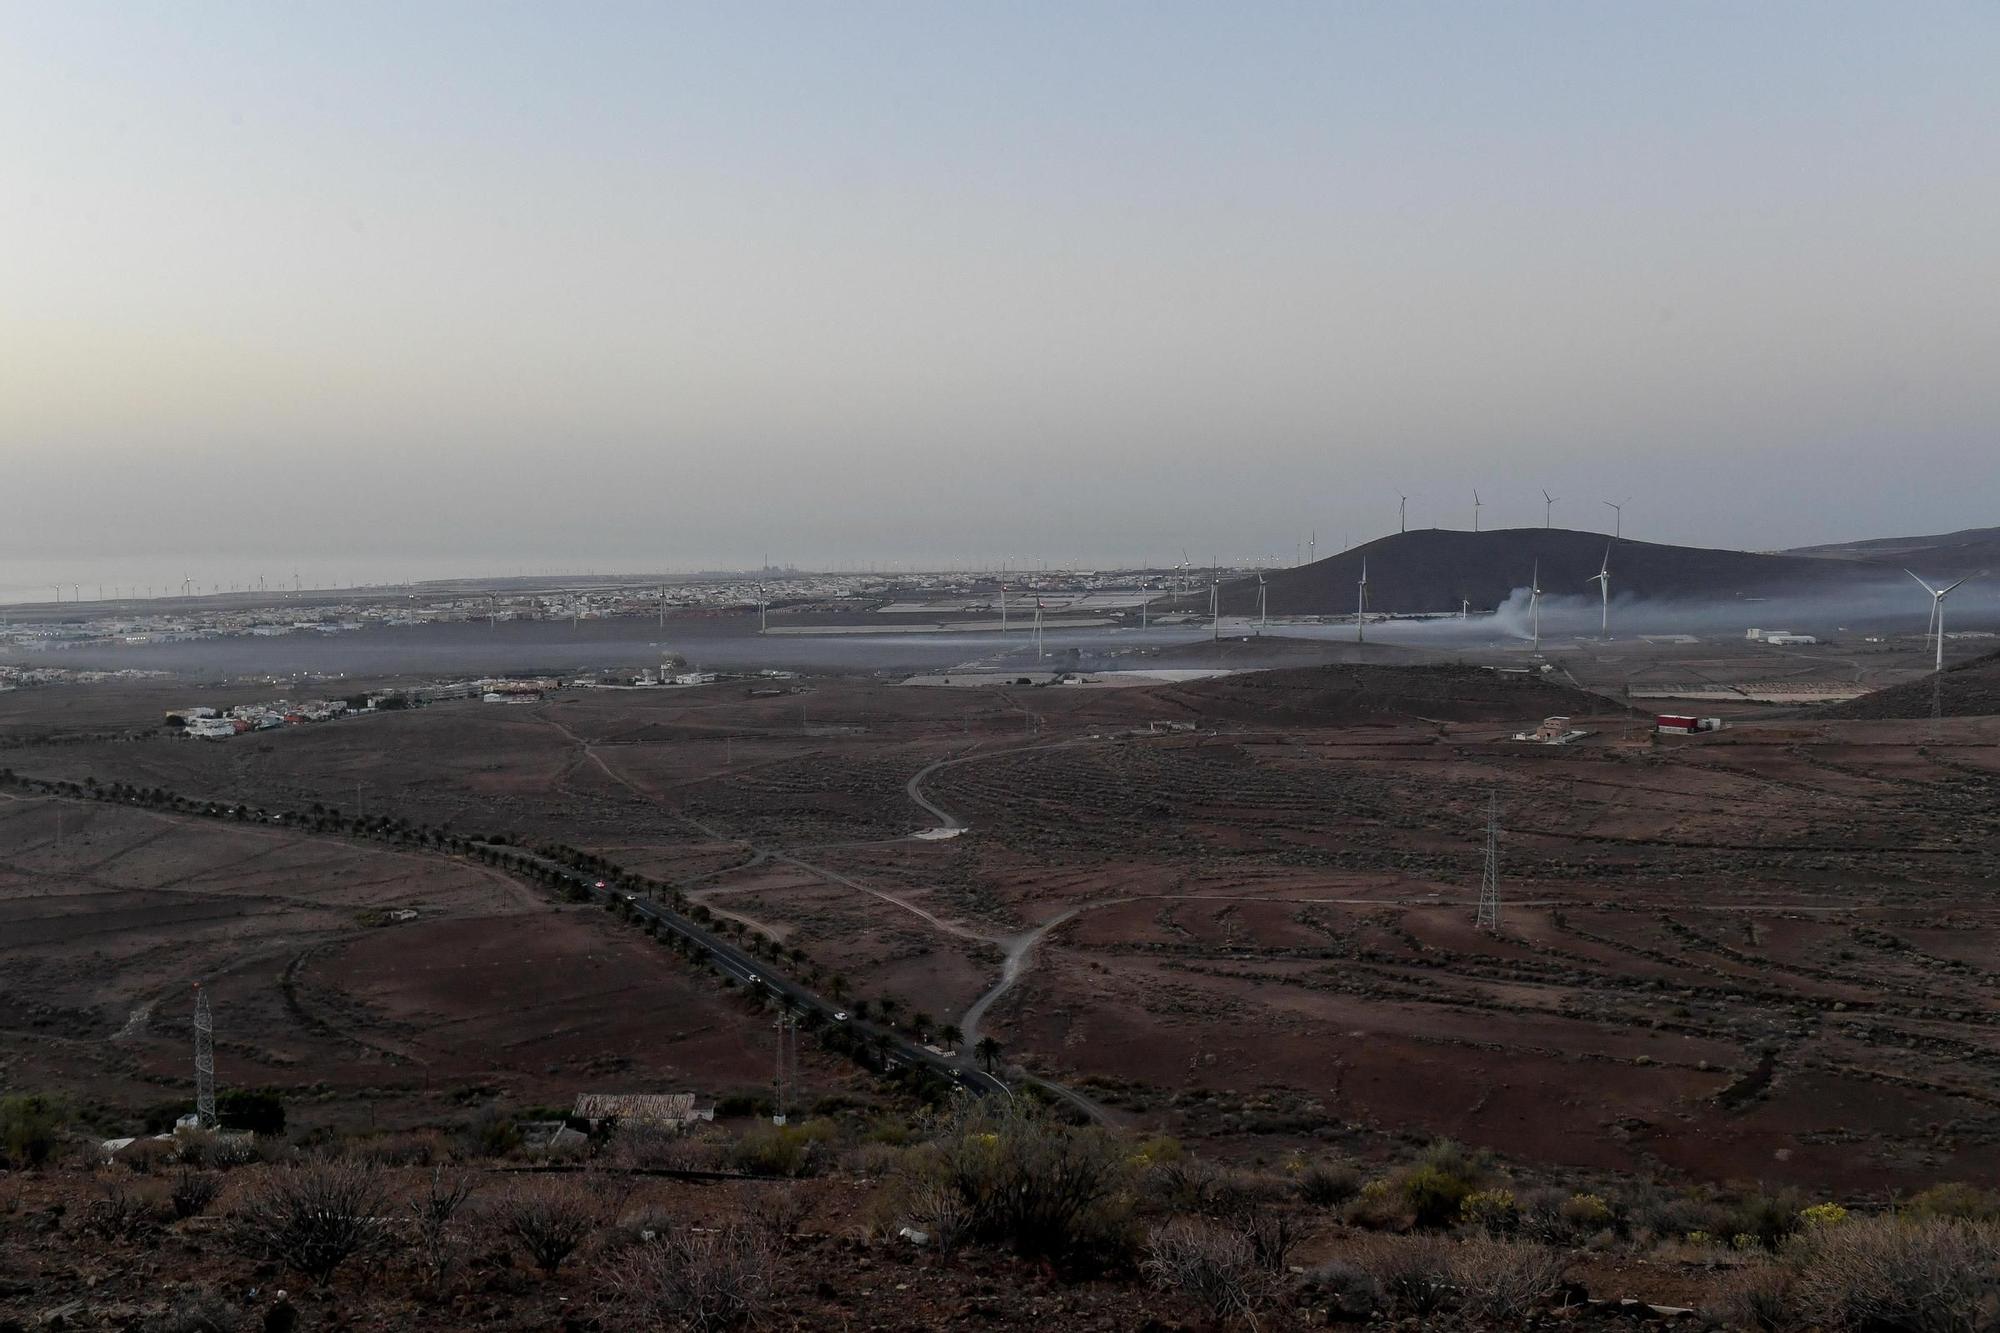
[1476,792,1501,932]
[194,983,217,1129]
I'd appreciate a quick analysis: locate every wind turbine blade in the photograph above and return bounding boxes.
[1939,578,1969,597]
[1905,568,1940,596]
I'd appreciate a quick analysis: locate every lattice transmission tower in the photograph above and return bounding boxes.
[193,983,217,1129]
[1475,791,1501,933]
[772,1012,799,1126]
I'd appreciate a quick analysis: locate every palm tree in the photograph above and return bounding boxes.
[939,1023,964,1050]
[975,1036,1001,1073]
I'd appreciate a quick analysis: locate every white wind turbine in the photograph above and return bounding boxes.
[1356,558,1369,644]
[1542,490,1557,529]
[1586,544,1612,639]
[1398,494,1409,533]
[1529,560,1544,652]
[1907,569,1972,674]
[1256,573,1268,635]
[1473,489,1482,532]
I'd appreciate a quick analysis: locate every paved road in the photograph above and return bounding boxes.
[486,844,1013,1101]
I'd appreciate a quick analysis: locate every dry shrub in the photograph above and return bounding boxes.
[1907,1183,2000,1224]
[119,1137,180,1175]
[348,1131,444,1168]
[746,1187,811,1250]
[1448,1235,1573,1320]
[728,1120,836,1178]
[1361,1234,1459,1317]
[1300,1257,1382,1320]
[83,1175,166,1240]
[1343,1178,1416,1232]
[605,1225,775,1333]
[1143,1218,1261,1323]
[139,1287,242,1333]
[900,1173,973,1255]
[1296,1158,1363,1208]
[905,1103,1134,1266]
[1786,1215,2000,1332]
[492,1174,606,1274]
[1715,1261,1792,1332]
[409,1164,479,1286]
[612,1123,717,1172]
[173,1129,258,1170]
[1238,1207,1306,1272]
[1139,1153,1229,1214]
[169,1166,223,1220]
[228,1160,388,1284]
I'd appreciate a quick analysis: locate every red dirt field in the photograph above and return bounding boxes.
[0,792,837,1130]
[8,666,2000,1196]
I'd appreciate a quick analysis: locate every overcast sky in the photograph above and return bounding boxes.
[4,3,1997,581]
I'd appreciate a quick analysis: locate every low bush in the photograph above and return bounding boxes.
[82,1176,166,1240]
[1296,1157,1363,1208]
[1786,1214,2000,1331]
[1460,1188,1519,1234]
[169,1167,223,1220]
[1143,1218,1260,1323]
[1906,1182,2000,1223]
[139,1287,242,1333]
[227,1161,388,1284]
[409,1165,479,1286]
[1448,1236,1573,1320]
[605,1225,775,1333]
[729,1120,837,1178]
[1715,1261,1792,1332]
[1401,1164,1477,1230]
[0,1093,67,1169]
[899,1103,1136,1267]
[1300,1257,1381,1321]
[492,1174,606,1275]
[1363,1234,1459,1317]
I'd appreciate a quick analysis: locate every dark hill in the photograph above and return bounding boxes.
[1158,661,1624,726]
[1784,524,2000,579]
[1819,647,2000,720]
[1218,527,1884,616]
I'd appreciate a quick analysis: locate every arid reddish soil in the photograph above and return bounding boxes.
[7,668,2000,1195]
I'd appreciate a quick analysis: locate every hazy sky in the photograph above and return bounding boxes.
[5,2,1997,578]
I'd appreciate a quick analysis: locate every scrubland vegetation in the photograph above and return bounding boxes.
[5,1092,1997,1331]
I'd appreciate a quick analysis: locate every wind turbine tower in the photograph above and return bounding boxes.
[1542,490,1557,529]
[1256,573,1268,635]
[1603,498,1626,539]
[757,584,768,633]
[1587,545,1612,639]
[1398,494,1409,533]
[1355,559,1368,644]
[1529,560,1544,652]
[1475,792,1501,932]
[1907,570,1972,676]
[1034,596,1045,660]
[193,983,216,1130]
[1210,576,1220,643]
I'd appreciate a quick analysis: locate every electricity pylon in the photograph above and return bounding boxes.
[193,984,217,1129]
[1476,792,1501,933]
